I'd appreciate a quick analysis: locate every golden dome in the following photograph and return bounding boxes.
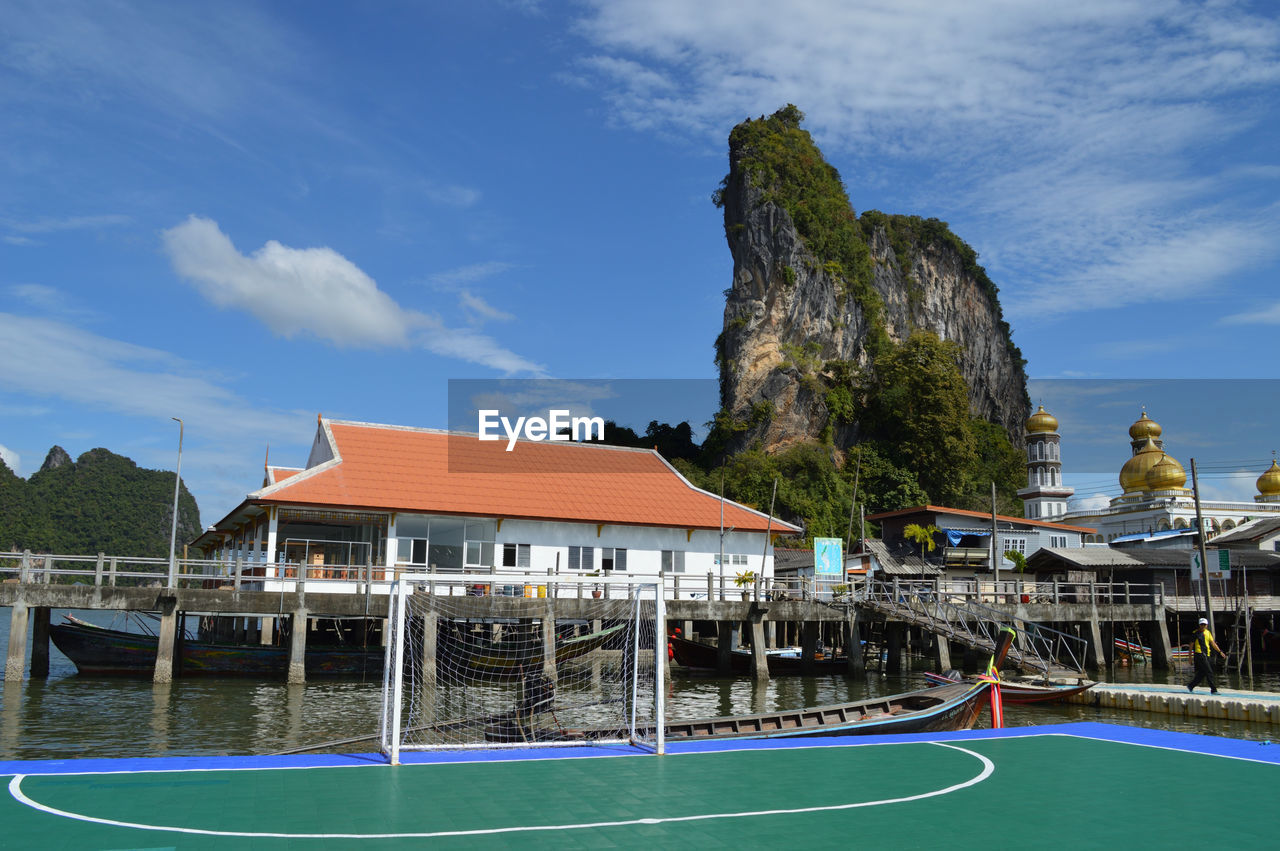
[1119,438,1163,493]
[1258,459,1280,497]
[1128,411,1162,441]
[1146,453,1187,490]
[1026,405,1059,434]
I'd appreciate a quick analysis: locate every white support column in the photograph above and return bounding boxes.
[385,514,398,580]
[266,508,279,578]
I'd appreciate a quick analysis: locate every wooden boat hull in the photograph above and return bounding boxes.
[51,619,624,680]
[1113,638,1189,664]
[669,634,851,675]
[490,681,990,743]
[49,622,382,677]
[923,670,1095,704]
[447,623,626,680]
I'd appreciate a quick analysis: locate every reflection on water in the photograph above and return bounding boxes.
[3,607,1279,760]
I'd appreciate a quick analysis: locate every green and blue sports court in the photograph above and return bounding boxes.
[3,722,1277,849]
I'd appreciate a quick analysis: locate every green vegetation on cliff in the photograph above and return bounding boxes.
[714,104,888,354]
[0,448,202,557]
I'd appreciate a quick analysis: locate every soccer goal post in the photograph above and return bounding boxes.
[379,575,665,763]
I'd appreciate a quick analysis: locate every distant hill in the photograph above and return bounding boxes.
[0,446,201,557]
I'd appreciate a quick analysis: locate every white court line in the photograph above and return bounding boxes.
[7,742,994,840]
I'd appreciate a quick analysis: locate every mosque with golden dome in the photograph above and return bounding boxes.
[1021,408,1280,544]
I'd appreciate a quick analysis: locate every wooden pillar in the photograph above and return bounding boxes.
[716,621,734,674]
[934,632,952,671]
[288,607,308,684]
[801,621,818,675]
[845,609,864,679]
[30,607,51,678]
[750,620,769,681]
[153,597,179,684]
[5,601,29,683]
[1086,616,1106,669]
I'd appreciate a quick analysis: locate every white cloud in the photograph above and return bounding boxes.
[430,262,515,288]
[163,215,416,348]
[0,443,20,475]
[2,214,131,234]
[7,284,65,312]
[571,0,1280,318]
[1221,301,1280,325]
[458,291,515,323]
[1070,493,1112,512]
[163,216,544,374]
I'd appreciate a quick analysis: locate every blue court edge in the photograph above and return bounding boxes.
[3,721,1278,777]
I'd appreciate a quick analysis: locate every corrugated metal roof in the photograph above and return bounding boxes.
[862,539,943,575]
[1026,547,1143,569]
[1211,517,1280,545]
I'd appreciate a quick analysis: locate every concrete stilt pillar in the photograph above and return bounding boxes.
[1151,616,1174,671]
[421,611,438,683]
[5,601,29,683]
[886,623,904,674]
[716,621,734,674]
[260,616,274,645]
[288,608,308,684]
[153,598,179,684]
[801,621,819,675]
[541,604,557,681]
[30,607,50,678]
[845,610,865,678]
[750,620,769,681]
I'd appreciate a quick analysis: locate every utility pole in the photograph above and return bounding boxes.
[990,481,999,592]
[168,417,184,589]
[1190,458,1214,626]
[845,447,862,553]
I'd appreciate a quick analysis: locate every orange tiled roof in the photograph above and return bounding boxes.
[250,418,799,533]
[265,466,302,485]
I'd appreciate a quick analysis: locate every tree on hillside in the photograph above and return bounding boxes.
[858,331,979,506]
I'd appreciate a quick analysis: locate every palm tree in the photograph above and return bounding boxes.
[902,523,941,558]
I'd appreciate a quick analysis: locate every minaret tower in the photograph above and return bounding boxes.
[1017,405,1074,520]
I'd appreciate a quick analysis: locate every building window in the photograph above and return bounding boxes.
[715,553,748,567]
[661,550,685,573]
[1049,535,1067,548]
[569,545,594,572]
[600,547,627,572]
[1005,537,1027,555]
[502,543,531,569]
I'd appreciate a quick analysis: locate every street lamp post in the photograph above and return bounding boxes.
[168,417,184,588]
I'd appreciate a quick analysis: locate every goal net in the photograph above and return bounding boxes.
[379,576,664,762]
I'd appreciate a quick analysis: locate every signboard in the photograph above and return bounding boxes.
[814,537,843,576]
[1190,549,1231,581]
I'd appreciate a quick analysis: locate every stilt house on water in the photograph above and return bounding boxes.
[192,416,801,594]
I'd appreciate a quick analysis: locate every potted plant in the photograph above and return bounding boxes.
[832,583,850,601]
[585,569,602,598]
[734,570,756,601]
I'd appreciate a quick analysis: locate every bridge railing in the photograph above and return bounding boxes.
[1,550,864,602]
[862,579,1091,676]
[862,577,1166,607]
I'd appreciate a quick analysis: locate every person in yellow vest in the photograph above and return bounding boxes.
[1187,617,1226,694]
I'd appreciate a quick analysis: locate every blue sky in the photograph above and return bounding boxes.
[2,0,1279,527]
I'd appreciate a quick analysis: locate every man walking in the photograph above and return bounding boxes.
[1187,617,1226,694]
